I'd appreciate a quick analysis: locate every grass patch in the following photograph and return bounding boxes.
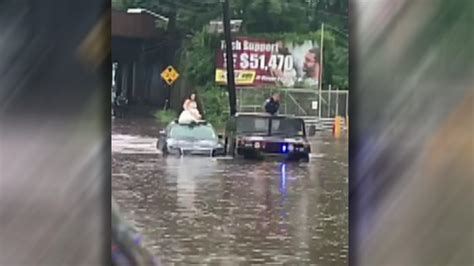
[153,110,178,125]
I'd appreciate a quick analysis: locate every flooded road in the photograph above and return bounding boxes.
[112,118,348,265]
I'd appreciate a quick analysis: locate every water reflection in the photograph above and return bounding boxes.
[164,158,220,218]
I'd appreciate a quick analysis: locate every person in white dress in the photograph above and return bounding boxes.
[178,93,202,123]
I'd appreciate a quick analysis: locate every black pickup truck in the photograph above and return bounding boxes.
[224,113,313,162]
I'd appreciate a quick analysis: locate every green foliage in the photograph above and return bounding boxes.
[111,0,145,11]
[153,109,177,124]
[111,0,127,10]
[326,42,348,88]
[198,86,229,131]
[232,0,312,33]
[185,31,219,87]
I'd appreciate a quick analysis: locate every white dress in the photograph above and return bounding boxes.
[178,100,202,124]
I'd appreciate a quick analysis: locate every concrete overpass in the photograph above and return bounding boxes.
[112,9,180,109]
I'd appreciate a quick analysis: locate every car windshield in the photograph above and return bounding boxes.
[170,124,216,140]
[270,118,305,137]
[236,117,270,135]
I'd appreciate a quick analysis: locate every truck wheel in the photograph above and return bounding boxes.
[224,137,228,155]
[301,154,310,163]
[243,151,259,160]
[162,146,168,156]
[229,140,236,157]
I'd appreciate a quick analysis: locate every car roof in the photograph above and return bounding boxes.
[168,120,214,128]
[170,119,209,125]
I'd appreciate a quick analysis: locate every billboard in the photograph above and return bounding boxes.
[215,36,321,88]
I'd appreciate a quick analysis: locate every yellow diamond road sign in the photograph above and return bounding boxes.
[161,66,179,86]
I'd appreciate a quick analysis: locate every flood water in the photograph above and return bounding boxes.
[112,118,348,265]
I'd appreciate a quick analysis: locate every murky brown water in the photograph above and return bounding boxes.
[112,118,348,265]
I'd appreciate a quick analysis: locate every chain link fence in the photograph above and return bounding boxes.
[237,87,349,119]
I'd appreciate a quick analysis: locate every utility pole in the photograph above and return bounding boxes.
[318,23,324,120]
[222,0,237,116]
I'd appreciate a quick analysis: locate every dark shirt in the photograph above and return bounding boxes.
[264,98,280,115]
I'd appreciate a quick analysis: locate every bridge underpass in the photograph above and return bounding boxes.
[112,9,182,112]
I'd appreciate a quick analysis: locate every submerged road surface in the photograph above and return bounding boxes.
[112,118,348,265]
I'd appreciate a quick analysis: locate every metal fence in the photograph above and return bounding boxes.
[319,90,349,119]
[237,87,349,120]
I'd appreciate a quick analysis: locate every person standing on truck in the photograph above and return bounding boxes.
[264,92,281,115]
